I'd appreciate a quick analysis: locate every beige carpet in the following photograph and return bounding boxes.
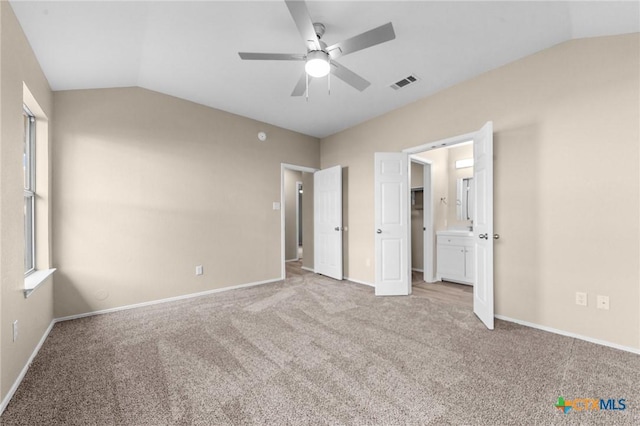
[2,269,639,425]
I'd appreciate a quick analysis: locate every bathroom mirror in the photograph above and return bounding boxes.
[456,177,474,221]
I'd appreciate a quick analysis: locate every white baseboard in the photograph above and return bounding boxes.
[495,315,640,355]
[301,266,315,273]
[285,258,299,263]
[56,278,282,323]
[345,276,375,288]
[411,268,424,272]
[1,320,56,415]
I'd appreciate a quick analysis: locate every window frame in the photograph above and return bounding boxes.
[23,105,36,276]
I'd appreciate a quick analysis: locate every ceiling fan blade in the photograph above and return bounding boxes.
[285,0,321,51]
[238,52,305,61]
[331,61,370,92]
[291,72,308,97]
[327,22,395,59]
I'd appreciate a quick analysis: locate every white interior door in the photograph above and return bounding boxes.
[375,153,411,296]
[473,121,495,329]
[314,165,342,280]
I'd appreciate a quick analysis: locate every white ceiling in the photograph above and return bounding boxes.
[10,1,639,138]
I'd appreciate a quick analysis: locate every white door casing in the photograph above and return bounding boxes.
[473,121,495,330]
[375,152,411,296]
[418,159,435,283]
[314,165,343,280]
[409,156,435,283]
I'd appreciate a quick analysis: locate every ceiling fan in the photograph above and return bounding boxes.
[238,0,396,97]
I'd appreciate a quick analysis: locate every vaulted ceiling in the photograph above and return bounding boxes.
[10,1,639,138]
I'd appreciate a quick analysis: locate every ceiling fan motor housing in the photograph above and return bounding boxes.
[313,22,326,39]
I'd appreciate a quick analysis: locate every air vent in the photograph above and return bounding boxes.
[390,74,419,90]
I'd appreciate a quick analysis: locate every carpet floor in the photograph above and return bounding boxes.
[1,269,639,425]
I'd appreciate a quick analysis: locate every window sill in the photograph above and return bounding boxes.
[24,268,56,298]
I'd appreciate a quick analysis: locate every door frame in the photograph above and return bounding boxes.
[409,155,435,283]
[281,163,318,280]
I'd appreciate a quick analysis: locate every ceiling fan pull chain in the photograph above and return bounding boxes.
[306,72,309,102]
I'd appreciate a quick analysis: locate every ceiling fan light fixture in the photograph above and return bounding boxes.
[305,51,330,78]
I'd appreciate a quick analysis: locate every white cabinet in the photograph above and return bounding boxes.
[436,231,474,285]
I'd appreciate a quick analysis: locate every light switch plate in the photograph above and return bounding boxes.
[272,202,281,210]
[575,292,587,306]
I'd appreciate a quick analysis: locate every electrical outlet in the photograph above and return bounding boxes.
[597,295,609,310]
[195,265,203,276]
[12,320,18,342]
[575,292,587,306]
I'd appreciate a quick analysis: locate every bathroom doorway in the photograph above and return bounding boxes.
[401,122,495,329]
[410,142,475,285]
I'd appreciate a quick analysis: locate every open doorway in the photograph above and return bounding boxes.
[410,142,474,287]
[409,145,475,309]
[281,163,345,281]
[375,122,494,328]
[404,122,495,329]
[284,170,302,263]
[281,164,316,279]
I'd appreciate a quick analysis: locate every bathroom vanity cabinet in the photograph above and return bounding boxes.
[436,231,474,285]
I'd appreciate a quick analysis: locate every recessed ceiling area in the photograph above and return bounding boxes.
[9,1,639,138]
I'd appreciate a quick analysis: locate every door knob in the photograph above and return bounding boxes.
[479,233,488,239]
[493,234,500,240]
[376,229,382,234]
[334,226,341,231]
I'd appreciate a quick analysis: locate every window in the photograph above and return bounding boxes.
[22,85,55,296]
[23,105,35,275]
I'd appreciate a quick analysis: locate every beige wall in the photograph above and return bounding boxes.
[321,34,640,349]
[410,160,424,189]
[284,169,302,261]
[53,87,319,318]
[0,2,54,400]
